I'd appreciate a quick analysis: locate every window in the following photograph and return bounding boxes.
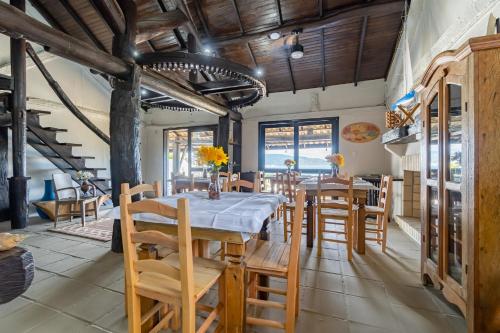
[259,118,339,173]
[164,125,217,180]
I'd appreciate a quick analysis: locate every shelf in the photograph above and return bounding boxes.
[382,121,421,145]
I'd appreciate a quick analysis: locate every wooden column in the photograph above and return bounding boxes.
[110,0,141,253]
[0,116,8,222]
[232,118,242,173]
[9,0,29,229]
[217,115,229,172]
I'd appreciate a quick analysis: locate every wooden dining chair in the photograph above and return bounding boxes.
[171,173,194,195]
[279,172,311,242]
[231,179,259,192]
[120,192,227,333]
[245,189,305,332]
[316,176,357,260]
[365,175,393,252]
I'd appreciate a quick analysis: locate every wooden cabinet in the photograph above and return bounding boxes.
[418,35,500,333]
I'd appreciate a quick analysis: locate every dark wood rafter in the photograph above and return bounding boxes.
[173,28,187,50]
[320,28,325,90]
[58,0,107,51]
[156,0,167,12]
[319,0,323,17]
[88,0,125,35]
[354,16,368,86]
[208,1,403,47]
[231,0,244,33]
[28,0,68,33]
[193,0,211,38]
[136,10,188,43]
[247,42,258,68]
[26,43,111,145]
[287,57,296,94]
[274,0,283,25]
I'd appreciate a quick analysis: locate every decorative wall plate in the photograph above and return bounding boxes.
[341,122,380,143]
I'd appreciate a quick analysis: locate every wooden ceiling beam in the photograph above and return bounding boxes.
[319,0,323,17]
[88,0,125,35]
[207,1,403,47]
[58,0,107,51]
[287,58,296,94]
[193,0,211,38]
[274,0,283,25]
[0,2,230,116]
[247,42,258,68]
[136,10,188,43]
[231,0,244,33]
[173,28,187,50]
[28,0,67,33]
[320,28,325,90]
[354,16,368,86]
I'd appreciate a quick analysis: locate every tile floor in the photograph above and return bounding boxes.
[0,215,466,333]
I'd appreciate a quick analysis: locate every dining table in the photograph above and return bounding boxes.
[111,191,285,332]
[298,178,378,254]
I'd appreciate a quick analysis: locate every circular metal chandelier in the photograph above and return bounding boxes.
[137,52,266,112]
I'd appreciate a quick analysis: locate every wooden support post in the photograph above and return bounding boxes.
[0,117,8,222]
[217,115,229,172]
[9,0,29,229]
[233,118,242,173]
[110,0,142,253]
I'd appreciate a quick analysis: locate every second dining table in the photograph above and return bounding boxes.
[298,178,378,254]
[112,190,285,332]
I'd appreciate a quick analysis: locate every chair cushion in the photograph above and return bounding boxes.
[365,205,384,214]
[136,253,226,303]
[244,239,290,277]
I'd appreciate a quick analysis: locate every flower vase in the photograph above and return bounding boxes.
[208,171,221,200]
[36,179,55,219]
[287,166,291,174]
[331,166,339,177]
[81,180,90,196]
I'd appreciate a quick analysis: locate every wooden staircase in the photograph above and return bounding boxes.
[0,95,111,195]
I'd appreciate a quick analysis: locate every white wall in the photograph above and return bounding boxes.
[141,79,391,183]
[0,42,113,201]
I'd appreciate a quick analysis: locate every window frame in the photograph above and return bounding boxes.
[258,117,339,173]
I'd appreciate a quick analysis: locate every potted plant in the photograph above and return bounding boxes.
[75,171,94,196]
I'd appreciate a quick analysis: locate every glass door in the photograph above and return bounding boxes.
[443,75,467,295]
[425,87,442,271]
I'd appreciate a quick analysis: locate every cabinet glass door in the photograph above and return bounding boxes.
[428,95,439,180]
[444,83,465,287]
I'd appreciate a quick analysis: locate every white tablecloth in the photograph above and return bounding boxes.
[109,191,285,235]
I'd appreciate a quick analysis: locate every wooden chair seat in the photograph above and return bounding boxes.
[321,207,358,218]
[137,254,226,304]
[365,205,384,214]
[245,239,290,277]
[321,199,359,210]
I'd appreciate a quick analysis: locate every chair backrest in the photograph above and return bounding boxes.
[120,194,195,329]
[278,172,297,202]
[52,173,78,200]
[121,181,162,198]
[317,175,354,212]
[256,171,265,192]
[231,179,259,193]
[171,173,194,195]
[377,175,393,216]
[288,188,305,266]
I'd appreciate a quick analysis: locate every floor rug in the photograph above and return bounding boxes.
[48,218,114,242]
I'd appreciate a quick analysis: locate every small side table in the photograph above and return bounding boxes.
[0,247,34,304]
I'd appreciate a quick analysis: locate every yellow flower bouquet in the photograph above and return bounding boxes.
[197,145,228,172]
[325,153,345,176]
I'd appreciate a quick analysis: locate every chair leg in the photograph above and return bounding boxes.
[127,291,142,333]
[54,202,59,228]
[295,266,300,317]
[317,217,323,257]
[171,306,180,331]
[283,206,288,243]
[80,201,86,227]
[382,216,388,253]
[248,272,257,299]
[94,200,99,221]
[216,273,227,332]
[347,217,353,261]
[220,241,226,260]
[69,203,73,222]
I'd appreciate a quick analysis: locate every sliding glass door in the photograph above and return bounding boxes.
[258,117,339,173]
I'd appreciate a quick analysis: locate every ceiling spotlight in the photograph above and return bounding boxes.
[268,31,281,40]
[203,47,211,54]
[141,89,147,96]
[133,50,139,57]
[290,29,304,59]
[255,68,263,76]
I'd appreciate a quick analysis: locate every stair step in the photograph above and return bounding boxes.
[66,167,107,171]
[91,177,110,182]
[27,109,51,116]
[40,127,67,132]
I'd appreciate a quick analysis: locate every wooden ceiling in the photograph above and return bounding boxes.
[29,0,405,94]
